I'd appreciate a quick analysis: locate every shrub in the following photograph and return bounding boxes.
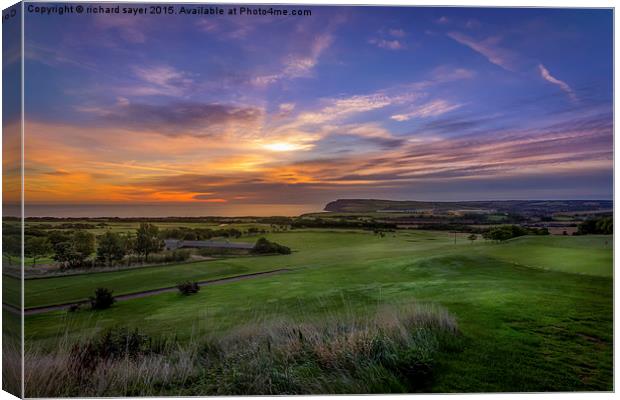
[252,238,291,255]
[89,288,116,310]
[177,281,200,295]
[125,249,191,265]
[67,304,82,313]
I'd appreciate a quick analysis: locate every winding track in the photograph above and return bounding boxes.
[3,268,291,316]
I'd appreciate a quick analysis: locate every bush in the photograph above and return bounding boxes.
[125,250,191,265]
[67,304,82,313]
[177,281,200,295]
[252,238,291,255]
[89,288,116,310]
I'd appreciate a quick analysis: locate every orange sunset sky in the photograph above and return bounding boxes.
[4,6,612,216]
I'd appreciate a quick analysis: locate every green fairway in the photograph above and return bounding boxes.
[476,235,613,277]
[3,275,21,308]
[24,230,459,308]
[24,260,265,308]
[23,230,613,392]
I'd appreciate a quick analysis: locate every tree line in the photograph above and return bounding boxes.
[7,222,295,269]
[3,223,167,269]
[576,216,612,235]
[481,225,549,242]
[29,223,166,269]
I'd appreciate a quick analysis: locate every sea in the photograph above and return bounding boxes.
[12,203,323,218]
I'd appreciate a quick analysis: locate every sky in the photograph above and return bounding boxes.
[15,5,614,216]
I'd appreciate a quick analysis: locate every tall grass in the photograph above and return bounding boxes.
[2,337,22,397]
[24,302,459,396]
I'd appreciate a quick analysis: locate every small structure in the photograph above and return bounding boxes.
[164,239,254,251]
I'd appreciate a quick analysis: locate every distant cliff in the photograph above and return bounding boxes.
[323,199,613,215]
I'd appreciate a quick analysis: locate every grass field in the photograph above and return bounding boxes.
[24,220,275,236]
[23,230,456,308]
[24,260,261,308]
[22,229,613,393]
[477,235,613,277]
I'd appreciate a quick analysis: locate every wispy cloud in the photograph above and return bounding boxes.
[369,38,404,50]
[129,65,195,97]
[389,28,406,37]
[196,19,219,32]
[447,32,517,71]
[25,43,99,72]
[370,28,407,50]
[391,100,463,121]
[252,34,333,86]
[290,92,416,127]
[538,64,578,103]
[279,103,296,113]
[465,19,481,29]
[412,65,476,89]
[267,67,475,150]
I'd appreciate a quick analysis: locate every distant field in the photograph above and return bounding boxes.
[22,229,613,392]
[24,220,275,235]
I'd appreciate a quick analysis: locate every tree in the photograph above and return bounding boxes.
[53,230,95,269]
[597,217,613,234]
[577,216,612,235]
[25,237,52,267]
[2,235,21,266]
[90,288,116,310]
[467,234,478,244]
[134,223,163,262]
[229,228,242,239]
[73,230,96,265]
[123,235,137,266]
[53,242,81,269]
[47,230,72,246]
[96,231,127,267]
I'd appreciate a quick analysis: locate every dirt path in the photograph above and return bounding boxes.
[13,268,292,316]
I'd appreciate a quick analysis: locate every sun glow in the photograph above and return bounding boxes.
[262,141,315,152]
[263,142,301,152]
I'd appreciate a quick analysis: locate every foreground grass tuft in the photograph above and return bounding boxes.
[24,303,459,396]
